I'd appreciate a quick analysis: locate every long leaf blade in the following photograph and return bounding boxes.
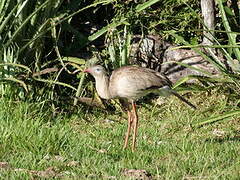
[193,110,240,127]
[136,0,160,12]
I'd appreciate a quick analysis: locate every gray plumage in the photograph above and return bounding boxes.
[84,65,196,109]
[84,65,196,151]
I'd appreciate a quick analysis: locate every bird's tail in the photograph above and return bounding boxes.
[170,90,197,110]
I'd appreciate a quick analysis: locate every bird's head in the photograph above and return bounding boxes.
[83,65,107,78]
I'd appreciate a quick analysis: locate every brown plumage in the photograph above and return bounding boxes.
[109,66,171,100]
[84,65,196,151]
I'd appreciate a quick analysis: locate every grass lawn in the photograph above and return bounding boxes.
[0,92,240,179]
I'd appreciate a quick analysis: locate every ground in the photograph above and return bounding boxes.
[0,91,240,179]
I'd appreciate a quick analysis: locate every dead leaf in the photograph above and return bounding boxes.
[67,161,79,167]
[212,129,225,137]
[53,155,65,162]
[43,155,65,162]
[0,162,10,169]
[88,145,108,153]
[121,169,152,180]
[74,97,106,109]
[30,167,59,178]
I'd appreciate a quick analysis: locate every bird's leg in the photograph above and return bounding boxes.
[123,110,133,149]
[131,101,138,151]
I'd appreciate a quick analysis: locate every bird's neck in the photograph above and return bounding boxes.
[95,74,112,99]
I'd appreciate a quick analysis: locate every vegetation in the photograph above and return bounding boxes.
[0,0,202,101]
[1,0,240,178]
[1,92,240,179]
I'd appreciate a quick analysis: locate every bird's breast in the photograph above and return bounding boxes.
[109,76,148,100]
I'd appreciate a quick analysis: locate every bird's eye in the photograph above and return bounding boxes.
[95,68,101,72]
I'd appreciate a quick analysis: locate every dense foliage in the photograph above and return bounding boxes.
[0,0,240,117]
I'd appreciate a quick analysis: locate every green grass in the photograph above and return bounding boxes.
[0,92,240,179]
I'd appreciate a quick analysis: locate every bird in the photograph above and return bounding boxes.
[83,65,196,151]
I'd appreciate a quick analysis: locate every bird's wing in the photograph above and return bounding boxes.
[111,66,170,87]
[110,66,172,98]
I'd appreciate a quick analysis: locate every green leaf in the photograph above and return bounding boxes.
[0,63,32,72]
[0,1,19,35]
[120,25,130,66]
[6,0,50,47]
[62,57,86,65]
[19,0,117,54]
[172,76,194,89]
[88,17,127,41]
[33,78,77,91]
[73,73,86,105]
[224,6,234,16]
[0,0,10,23]
[193,110,240,127]
[1,77,28,92]
[173,75,232,89]
[218,0,240,60]
[136,0,160,12]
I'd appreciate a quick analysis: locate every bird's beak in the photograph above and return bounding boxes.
[83,68,90,73]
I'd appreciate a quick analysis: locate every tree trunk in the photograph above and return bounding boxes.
[201,0,216,47]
